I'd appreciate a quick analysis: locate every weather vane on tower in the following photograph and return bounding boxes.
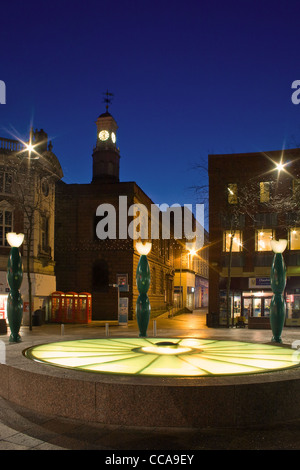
[103,90,114,112]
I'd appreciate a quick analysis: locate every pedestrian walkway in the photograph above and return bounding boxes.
[0,310,300,450]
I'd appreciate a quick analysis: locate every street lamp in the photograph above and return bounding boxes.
[270,239,287,343]
[276,162,285,173]
[6,232,24,342]
[136,241,152,337]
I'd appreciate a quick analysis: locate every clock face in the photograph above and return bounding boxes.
[99,130,109,141]
[111,132,116,143]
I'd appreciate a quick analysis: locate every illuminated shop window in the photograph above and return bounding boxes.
[227,184,238,204]
[255,229,273,251]
[223,231,243,252]
[259,182,270,203]
[290,228,300,250]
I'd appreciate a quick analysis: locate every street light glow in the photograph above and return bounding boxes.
[276,162,285,172]
[270,239,287,253]
[6,232,24,248]
[24,140,39,160]
[136,241,152,255]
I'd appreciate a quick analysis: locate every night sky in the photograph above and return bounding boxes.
[1,0,300,224]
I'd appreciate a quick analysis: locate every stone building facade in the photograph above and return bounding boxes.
[0,130,63,325]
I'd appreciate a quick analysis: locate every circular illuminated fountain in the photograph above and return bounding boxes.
[24,337,300,377]
[6,244,300,430]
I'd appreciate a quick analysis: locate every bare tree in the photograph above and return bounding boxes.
[6,129,62,330]
[190,158,300,327]
[11,156,55,329]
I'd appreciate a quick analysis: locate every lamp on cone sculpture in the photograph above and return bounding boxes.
[136,241,152,337]
[270,239,287,343]
[6,233,24,343]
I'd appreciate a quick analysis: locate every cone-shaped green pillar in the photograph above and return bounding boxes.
[136,254,151,337]
[7,246,23,343]
[270,240,287,344]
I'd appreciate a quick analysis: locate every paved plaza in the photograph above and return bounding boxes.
[0,309,300,450]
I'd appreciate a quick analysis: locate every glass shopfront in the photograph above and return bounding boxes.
[286,294,300,326]
[219,289,272,325]
[242,292,272,319]
[219,290,242,325]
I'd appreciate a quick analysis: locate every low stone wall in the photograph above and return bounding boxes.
[1,340,300,428]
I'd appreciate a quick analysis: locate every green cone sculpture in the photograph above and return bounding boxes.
[270,239,287,343]
[6,233,24,343]
[136,242,151,337]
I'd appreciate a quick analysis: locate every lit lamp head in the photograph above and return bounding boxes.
[136,240,152,256]
[6,232,24,248]
[189,248,197,257]
[24,141,39,160]
[270,239,287,254]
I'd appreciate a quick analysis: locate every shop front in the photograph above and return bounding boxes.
[219,277,273,327]
[285,277,300,326]
[195,276,209,308]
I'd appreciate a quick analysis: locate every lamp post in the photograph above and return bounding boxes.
[6,232,24,343]
[270,239,287,343]
[136,241,152,337]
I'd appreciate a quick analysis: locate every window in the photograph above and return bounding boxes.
[255,213,277,227]
[40,215,49,251]
[160,269,164,294]
[152,266,156,294]
[223,231,242,252]
[0,210,12,246]
[255,229,273,251]
[0,171,12,194]
[227,184,238,204]
[260,182,270,203]
[290,228,300,250]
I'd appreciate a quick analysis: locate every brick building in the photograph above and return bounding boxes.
[208,148,300,328]
[55,109,175,321]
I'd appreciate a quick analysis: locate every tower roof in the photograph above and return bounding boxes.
[98,111,112,118]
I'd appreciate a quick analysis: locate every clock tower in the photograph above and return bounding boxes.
[92,94,120,183]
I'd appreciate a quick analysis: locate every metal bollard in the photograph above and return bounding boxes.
[61,324,64,336]
[153,320,157,337]
[105,323,109,337]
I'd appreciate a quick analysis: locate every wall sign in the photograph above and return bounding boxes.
[249,277,271,288]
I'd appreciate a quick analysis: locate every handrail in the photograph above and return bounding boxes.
[0,137,25,152]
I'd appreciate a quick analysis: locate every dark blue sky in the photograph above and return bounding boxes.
[1,0,300,218]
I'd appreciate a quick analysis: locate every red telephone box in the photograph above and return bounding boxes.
[77,293,92,323]
[50,292,65,322]
[50,291,92,323]
[65,292,78,323]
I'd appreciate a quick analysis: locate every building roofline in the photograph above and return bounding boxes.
[208,148,300,158]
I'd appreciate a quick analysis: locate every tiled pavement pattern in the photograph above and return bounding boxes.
[1,395,300,450]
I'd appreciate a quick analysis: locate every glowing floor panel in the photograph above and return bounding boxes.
[24,338,300,377]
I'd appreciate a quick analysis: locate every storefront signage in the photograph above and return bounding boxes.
[249,277,271,288]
